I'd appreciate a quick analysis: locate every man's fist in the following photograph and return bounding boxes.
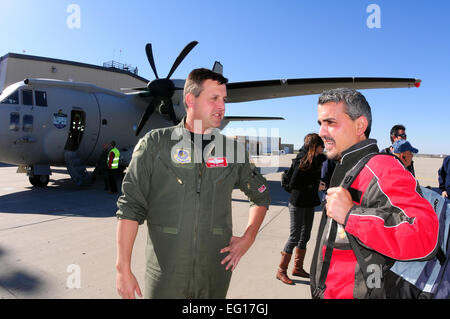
[325,187,354,225]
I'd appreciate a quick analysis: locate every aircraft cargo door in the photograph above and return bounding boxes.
[63,103,100,162]
[64,110,85,151]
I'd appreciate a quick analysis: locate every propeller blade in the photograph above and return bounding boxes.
[166,41,198,79]
[145,43,159,80]
[135,98,157,136]
[161,97,179,125]
[120,87,148,91]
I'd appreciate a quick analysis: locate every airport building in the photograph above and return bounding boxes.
[280,143,294,154]
[232,135,282,155]
[0,52,148,93]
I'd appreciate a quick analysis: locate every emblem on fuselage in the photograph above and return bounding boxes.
[53,109,68,129]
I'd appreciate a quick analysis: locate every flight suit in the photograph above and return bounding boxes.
[116,120,270,298]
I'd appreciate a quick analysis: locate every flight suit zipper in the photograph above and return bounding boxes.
[191,164,202,296]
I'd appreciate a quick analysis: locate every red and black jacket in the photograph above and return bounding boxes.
[310,139,439,299]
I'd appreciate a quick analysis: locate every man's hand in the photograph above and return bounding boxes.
[220,205,267,271]
[442,190,448,198]
[326,187,354,225]
[116,270,142,299]
[220,235,254,271]
[116,219,140,299]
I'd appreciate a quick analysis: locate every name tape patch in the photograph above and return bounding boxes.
[206,157,228,168]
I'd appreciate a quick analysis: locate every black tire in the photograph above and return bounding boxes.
[29,175,50,187]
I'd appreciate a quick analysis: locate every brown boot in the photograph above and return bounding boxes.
[292,248,309,278]
[276,251,294,285]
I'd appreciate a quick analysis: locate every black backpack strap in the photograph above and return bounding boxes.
[436,247,446,266]
[312,218,337,299]
[310,201,329,298]
[347,233,374,296]
[312,152,378,299]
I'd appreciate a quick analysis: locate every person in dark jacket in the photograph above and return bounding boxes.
[438,155,450,198]
[276,133,326,285]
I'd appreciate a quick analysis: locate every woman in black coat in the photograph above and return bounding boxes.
[276,133,326,285]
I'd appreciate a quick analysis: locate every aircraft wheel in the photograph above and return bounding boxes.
[29,175,50,187]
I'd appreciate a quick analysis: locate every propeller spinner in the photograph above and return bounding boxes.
[134,41,199,136]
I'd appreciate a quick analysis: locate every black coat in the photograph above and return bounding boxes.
[289,147,326,207]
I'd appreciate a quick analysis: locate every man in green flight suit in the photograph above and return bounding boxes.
[115,68,270,299]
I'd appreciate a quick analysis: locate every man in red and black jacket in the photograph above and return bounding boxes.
[310,88,439,299]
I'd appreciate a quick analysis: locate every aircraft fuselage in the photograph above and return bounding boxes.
[0,79,185,169]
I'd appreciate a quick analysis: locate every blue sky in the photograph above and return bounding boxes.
[0,0,449,154]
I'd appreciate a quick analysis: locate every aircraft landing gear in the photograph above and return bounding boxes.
[26,165,51,187]
[29,175,50,187]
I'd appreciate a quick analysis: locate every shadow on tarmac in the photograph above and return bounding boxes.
[0,247,44,296]
[292,278,310,285]
[0,176,120,218]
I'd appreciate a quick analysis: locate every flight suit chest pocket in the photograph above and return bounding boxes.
[209,166,236,235]
[147,155,187,234]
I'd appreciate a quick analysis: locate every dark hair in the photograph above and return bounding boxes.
[183,68,228,107]
[298,133,324,171]
[110,141,116,147]
[390,124,406,143]
[318,88,372,138]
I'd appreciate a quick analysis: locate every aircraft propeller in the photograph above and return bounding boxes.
[133,41,198,136]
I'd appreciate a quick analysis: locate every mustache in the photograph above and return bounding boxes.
[322,137,335,144]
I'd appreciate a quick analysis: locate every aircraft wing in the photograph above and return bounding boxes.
[226,77,421,103]
[223,116,284,121]
[220,116,284,130]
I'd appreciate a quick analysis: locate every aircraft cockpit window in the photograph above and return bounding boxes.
[22,90,34,105]
[9,113,20,131]
[23,115,34,132]
[35,90,48,107]
[1,90,19,105]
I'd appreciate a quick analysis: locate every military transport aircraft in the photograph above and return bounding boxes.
[0,41,421,187]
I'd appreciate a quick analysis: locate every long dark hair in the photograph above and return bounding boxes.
[298,133,324,171]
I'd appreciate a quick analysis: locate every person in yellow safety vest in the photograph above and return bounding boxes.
[107,141,120,194]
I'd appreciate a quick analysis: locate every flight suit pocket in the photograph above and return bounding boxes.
[147,155,186,233]
[241,167,270,207]
[210,168,235,234]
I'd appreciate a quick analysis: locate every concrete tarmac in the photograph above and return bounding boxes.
[0,155,444,299]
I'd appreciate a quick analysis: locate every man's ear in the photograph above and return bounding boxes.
[355,116,369,137]
[184,93,194,110]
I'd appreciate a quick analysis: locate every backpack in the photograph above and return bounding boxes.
[341,153,449,299]
[384,187,449,299]
[281,157,297,193]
